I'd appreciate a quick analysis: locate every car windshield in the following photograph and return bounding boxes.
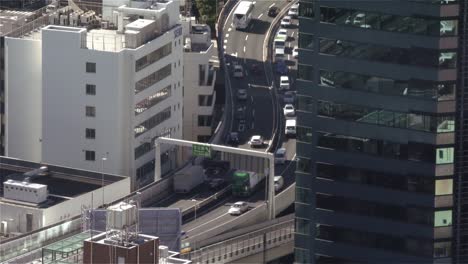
[283,18,290,22]
[275,152,284,158]
[285,106,293,110]
[233,204,241,208]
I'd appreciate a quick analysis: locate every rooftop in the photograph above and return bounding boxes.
[0,156,126,208]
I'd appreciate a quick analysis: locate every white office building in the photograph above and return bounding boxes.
[5,1,184,189]
[181,17,217,142]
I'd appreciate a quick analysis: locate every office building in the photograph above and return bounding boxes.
[181,17,217,142]
[5,1,184,189]
[296,1,458,262]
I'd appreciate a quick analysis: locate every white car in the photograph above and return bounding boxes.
[249,135,264,147]
[274,176,284,192]
[281,16,292,27]
[288,3,299,18]
[353,13,365,25]
[233,65,244,78]
[228,201,249,215]
[293,46,298,58]
[280,76,290,90]
[283,104,295,117]
[277,29,288,39]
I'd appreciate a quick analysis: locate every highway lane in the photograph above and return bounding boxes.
[181,159,296,246]
[224,0,290,151]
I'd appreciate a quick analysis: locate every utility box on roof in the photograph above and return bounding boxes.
[3,180,48,204]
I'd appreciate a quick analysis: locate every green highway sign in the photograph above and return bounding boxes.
[192,144,211,157]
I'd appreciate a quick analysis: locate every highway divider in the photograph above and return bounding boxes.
[181,185,232,222]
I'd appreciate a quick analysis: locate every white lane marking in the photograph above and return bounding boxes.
[253,1,256,4]
[243,46,246,53]
[245,70,249,77]
[245,35,249,41]
[224,39,228,43]
[228,27,232,32]
[291,31,295,38]
[288,55,291,61]
[257,13,263,19]
[231,52,238,57]
[253,109,255,117]
[223,45,226,50]
[288,42,291,48]
[251,122,255,129]
[250,96,253,104]
[225,33,229,38]
[268,3,275,8]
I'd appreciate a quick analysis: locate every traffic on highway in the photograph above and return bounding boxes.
[149,0,300,254]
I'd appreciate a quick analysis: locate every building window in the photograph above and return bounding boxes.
[436,147,454,164]
[135,85,172,116]
[135,43,172,72]
[85,128,95,139]
[85,150,95,161]
[86,84,96,95]
[134,107,171,137]
[85,106,96,117]
[294,248,311,264]
[198,95,214,106]
[434,242,451,258]
[297,156,311,173]
[135,64,172,94]
[198,115,213,127]
[434,210,452,227]
[295,218,310,235]
[299,33,314,50]
[319,70,456,101]
[297,96,314,112]
[86,62,96,73]
[297,126,313,143]
[299,2,314,18]
[435,179,453,195]
[296,187,311,204]
[317,100,455,133]
[298,64,314,81]
[199,64,207,86]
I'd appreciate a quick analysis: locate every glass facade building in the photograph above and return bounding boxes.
[296,0,462,262]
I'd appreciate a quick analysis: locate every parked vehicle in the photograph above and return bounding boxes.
[174,166,206,193]
[274,176,284,192]
[275,148,287,164]
[277,29,288,39]
[250,63,261,75]
[232,171,265,197]
[285,119,296,137]
[275,46,285,62]
[276,60,288,74]
[248,135,264,147]
[228,201,249,215]
[236,106,246,120]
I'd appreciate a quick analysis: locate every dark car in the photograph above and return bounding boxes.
[208,178,227,190]
[227,132,240,145]
[235,107,246,120]
[268,6,279,17]
[276,60,288,75]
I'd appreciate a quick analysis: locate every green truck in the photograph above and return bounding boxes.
[232,170,265,197]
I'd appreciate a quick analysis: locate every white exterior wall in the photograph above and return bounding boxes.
[40,27,133,178]
[5,38,42,162]
[0,176,130,234]
[182,42,216,142]
[131,25,183,178]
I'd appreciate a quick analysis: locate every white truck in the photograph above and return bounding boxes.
[174,165,206,193]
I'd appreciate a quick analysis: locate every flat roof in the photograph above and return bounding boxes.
[0,156,126,208]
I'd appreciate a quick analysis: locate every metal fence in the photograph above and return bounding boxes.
[181,220,294,264]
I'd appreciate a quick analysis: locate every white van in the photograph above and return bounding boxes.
[275,47,285,62]
[285,119,296,137]
[274,148,286,164]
